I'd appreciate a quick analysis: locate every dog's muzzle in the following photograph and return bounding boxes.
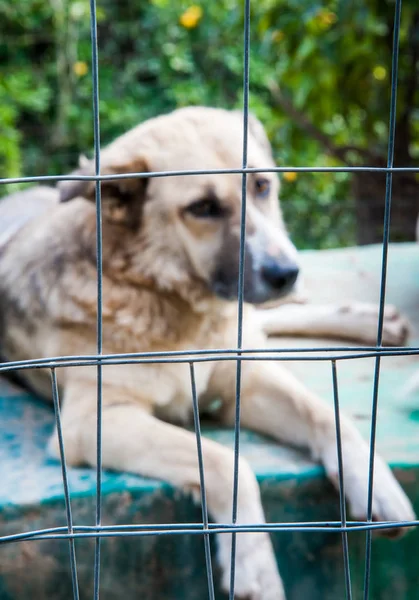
[260,255,299,298]
[211,252,299,305]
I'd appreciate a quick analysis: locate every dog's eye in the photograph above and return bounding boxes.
[185,198,225,219]
[255,178,271,198]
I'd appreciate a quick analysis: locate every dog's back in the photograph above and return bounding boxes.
[0,186,58,249]
[0,187,63,397]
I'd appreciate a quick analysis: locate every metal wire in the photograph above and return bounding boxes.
[0,0,414,598]
[88,0,103,597]
[1,520,417,545]
[189,363,216,600]
[229,0,251,596]
[363,1,402,597]
[2,343,419,369]
[2,347,419,376]
[50,369,80,600]
[2,165,419,188]
[331,361,352,600]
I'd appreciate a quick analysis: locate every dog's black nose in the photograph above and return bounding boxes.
[261,259,299,292]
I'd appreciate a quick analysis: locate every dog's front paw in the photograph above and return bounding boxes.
[380,304,410,346]
[342,444,415,538]
[219,532,285,600]
[347,302,410,346]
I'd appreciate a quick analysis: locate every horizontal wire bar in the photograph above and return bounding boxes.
[1,520,417,544]
[1,165,419,187]
[1,347,419,374]
[2,344,419,370]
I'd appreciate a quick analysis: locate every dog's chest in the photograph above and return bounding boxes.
[100,359,215,425]
[153,359,216,425]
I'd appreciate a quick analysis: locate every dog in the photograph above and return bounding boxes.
[0,107,414,599]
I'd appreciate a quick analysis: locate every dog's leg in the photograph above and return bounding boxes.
[255,302,409,346]
[210,360,415,534]
[48,382,285,600]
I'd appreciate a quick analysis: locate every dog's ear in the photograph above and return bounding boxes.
[58,157,149,228]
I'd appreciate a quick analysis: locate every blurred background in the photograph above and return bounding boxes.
[0,0,418,249]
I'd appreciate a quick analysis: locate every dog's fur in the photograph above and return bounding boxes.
[0,107,415,599]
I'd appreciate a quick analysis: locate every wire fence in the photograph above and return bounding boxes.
[1,0,419,599]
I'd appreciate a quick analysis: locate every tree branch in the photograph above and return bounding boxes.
[266,80,382,165]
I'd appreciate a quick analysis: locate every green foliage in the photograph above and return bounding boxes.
[0,0,417,248]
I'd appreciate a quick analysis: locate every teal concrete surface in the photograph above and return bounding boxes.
[1,243,419,599]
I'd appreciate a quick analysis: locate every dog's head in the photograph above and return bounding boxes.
[59,107,299,305]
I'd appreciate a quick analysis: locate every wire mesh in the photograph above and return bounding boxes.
[0,0,418,599]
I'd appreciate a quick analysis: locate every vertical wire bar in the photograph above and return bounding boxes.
[50,368,80,600]
[88,0,103,598]
[331,361,352,600]
[229,0,251,598]
[189,363,216,600]
[363,1,402,597]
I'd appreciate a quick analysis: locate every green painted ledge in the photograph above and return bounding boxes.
[1,243,419,599]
